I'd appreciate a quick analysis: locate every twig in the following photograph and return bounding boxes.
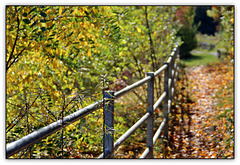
[144,6,157,72]
[6,7,20,71]
[6,106,25,133]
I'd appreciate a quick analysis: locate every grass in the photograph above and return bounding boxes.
[181,51,220,67]
[181,34,222,67]
[196,33,221,45]
[194,33,226,54]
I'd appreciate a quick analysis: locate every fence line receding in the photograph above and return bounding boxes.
[6,42,180,158]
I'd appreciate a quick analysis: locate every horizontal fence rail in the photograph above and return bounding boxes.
[99,43,180,158]
[6,42,180,158]
[6,100,103,157]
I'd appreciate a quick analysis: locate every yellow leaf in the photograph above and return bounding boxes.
[39,82,44,89]
[59,7,63,15]
[54,91,60,97]
[136,27,141,33]
[129,151,134,155]
[122,40,127,44]
[119,51,123,56]
[225,153,232,157]
[68,84,73,90]
[167,146,172,151]
[22,74,27,79]
[19,86,24,91]
[87,50,91,57]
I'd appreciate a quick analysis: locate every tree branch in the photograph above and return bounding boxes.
[144,6,157,72]
[6,7,20,71]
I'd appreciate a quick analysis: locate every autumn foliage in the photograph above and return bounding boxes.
[6,6,181,158]
[6,6,234,159]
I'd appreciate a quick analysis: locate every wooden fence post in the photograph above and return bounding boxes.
[103,91,115,158]
[146,72,154,158]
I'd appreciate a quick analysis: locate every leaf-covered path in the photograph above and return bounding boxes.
[167,63,234,158]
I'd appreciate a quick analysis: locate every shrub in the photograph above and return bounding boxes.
[177,26,198,58]
[176,6,199,58]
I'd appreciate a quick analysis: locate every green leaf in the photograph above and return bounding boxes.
[40,12,47,17]
[32,28,38,33]
[47,37,54,41]
[48,24,55,30]
[39,34,44,41]
[30,21,38,28]
[84,11,89,16]
[28,7,37,14]
[22,12,28,17]
[52,85,57,90]
[68,32,73,37]
[41,27,47,32]
[40,19,46,23]
[122,76,128,80]
[22,19,31,24]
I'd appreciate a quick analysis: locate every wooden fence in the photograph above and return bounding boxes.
[6,42,180,158]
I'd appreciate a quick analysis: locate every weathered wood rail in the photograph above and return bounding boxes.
[6,42,180,158]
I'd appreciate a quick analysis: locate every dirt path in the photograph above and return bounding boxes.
[183,66,219,158]
[168,64,234,158]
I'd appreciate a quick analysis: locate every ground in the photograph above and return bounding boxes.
[167,62,234,158]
